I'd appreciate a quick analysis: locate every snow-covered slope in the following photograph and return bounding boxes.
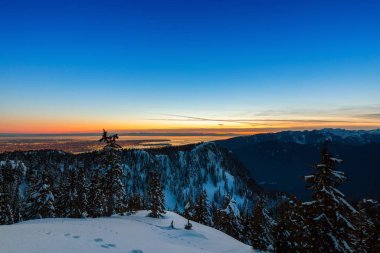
[0,211,255,253]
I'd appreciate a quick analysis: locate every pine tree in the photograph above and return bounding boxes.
[193,189,210,225]
[272,197,308,253]
[183,198,193,220]
[127,192,143,214]
[0,161,15,224]
[87,169,106,218]
[70,167,88,218]
[99,129,127,216]
[304,141,360,252]
[148,170,165,218]
[214,193,242,240]
[54,171,71,217]
[24,171,55,219]
[251,195,275,252]
[240,210,252,244]
[0,193,14,225]
[356,199,379,253]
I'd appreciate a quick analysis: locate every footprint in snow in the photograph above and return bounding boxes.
[94,238,103,242]
[64,233,71,237]
[45,232,51,235]
[130,250,143,253]
[72,235,80,239]
[101,244,116,248]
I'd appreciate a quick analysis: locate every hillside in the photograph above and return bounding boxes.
[0,142,259,212]
[0,211,255,253]
[217,128,380,200]
[0,142,263,245]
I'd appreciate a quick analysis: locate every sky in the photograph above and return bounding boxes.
[1,0,380,134]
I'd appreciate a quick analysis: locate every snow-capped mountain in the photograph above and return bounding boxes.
[217,129,380,200]
[0,142,258,212]
[219,128,380,146]
[122,142,259,212]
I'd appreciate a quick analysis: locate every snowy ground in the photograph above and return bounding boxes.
[0,211,256,253]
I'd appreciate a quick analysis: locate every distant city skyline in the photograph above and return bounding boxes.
[1,0,380,134]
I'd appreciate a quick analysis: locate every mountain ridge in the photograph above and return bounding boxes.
[216,128,380,200]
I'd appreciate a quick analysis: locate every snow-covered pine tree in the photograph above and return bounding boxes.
[304,141,361,253]
[148,170,165,218]
[251,195,275,252]
[193,189,210,225]
[54,170,71,217]
[183,198,193,220]
[24,171,55,219]
[357,199,380,252]
[240,210,253,244]
[99,129,127,216]
[87,169,106,218]
[0,161,15,224]
[127,192,144,214]
[70,166,88,218]
[214,193,242,240]
[0,192,14,225]
[272,197,308,253]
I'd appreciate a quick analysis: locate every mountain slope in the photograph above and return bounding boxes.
[0,142,259,212]
[216,129,380,200]
[0,211,256,253]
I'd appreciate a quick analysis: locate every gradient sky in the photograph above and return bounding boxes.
[1,0,380,134]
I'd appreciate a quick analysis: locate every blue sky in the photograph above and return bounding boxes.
[1,0,380,133]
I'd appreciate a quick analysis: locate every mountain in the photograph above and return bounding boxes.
[216,128,380,200]
[0,210,256,253]
[0,142,263,244]
[0,142,259,212]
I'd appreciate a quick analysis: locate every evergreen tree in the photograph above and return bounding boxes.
[99,129,127,216]
[193,189,210,225]
[240,210,252,244]
[0,192,14,225]
[251,195,275,252]
[148,170,165,218]
[87,169,106,218]
[127,192,144,213]
[54,171,71,217]
[272,197,308,253]
[214,193,242,240]
[70,166,88,218]
[0,161,15,224]
[24,171,55,219]
[304,141,361,252]
[183,198,193,220]
[357,199,380,253]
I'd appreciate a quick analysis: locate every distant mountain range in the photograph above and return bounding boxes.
[216,128,380,200]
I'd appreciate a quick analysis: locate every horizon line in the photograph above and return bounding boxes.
[1,127,380,137]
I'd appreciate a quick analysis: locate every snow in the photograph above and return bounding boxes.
[331,170,346,181]
[224,198,240,217]
[0,211,256,253]
[164,189,177,211]
[330,157,343,163]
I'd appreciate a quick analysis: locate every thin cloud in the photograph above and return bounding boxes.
[355,113,380,119]
[149,113,365,124]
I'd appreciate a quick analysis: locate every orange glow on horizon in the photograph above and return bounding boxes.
[1,118,380,135]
